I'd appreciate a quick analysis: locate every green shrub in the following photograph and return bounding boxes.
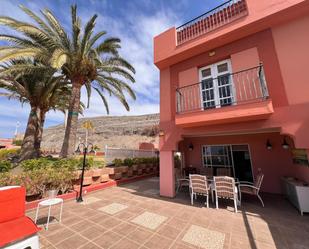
[113,158,123,167]
[53,158,79,170]
[0,160,12,173]
[0,166,76,197]
[123,158,133,167]
[12,140,23,146]
[20,158,55,171]
[0,148,20,160]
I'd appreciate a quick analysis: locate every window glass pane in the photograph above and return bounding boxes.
[217,63,228,73]
[201,79,213,90]
[212,156,228,166]
[201,68,211,78]
[211,146,226,155]
[218,74,230,86]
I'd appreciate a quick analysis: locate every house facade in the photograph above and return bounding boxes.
[154,0,309,197]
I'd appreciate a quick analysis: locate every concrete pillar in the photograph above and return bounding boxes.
[160,150,175,198]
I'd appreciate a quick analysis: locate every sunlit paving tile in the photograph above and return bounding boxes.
[182,225,225,249]
[80,197,101,205]
[131,211,167,230]
[142,188,160,195]
[98,203,128,214]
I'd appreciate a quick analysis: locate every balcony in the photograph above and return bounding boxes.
[176,0,248,45]
[175,64,274,127]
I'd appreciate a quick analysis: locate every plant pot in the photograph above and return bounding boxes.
[112,172,122,180]
[109,166,122,174]
[137,169,143,175]
[83,176,93,186]
[47,189,58,199]
[127,169,133,177]
[101,167,112,175]
[92,169,102,177]
[120,166,129,173]
[100,174,110,182]
[132,164,138,171]
[84,170,93,177]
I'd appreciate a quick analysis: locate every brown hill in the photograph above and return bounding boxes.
[41,113,159,151]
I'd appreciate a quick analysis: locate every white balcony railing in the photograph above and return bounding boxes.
[176,0,248,45]
[176,64,269,114]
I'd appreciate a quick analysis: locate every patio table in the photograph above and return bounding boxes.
[34,198,63,230]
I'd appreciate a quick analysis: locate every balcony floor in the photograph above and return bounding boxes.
[27,177,309,249]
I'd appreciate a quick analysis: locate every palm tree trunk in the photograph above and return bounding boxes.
[34,109,47,156]
[19,106,42,161]
[60,81,82,157]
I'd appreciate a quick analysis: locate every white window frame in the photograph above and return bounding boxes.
[199,59,236,109]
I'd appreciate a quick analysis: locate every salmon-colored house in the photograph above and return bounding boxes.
[154,0,309,197]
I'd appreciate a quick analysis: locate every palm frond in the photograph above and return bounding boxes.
[96,37,121,56]
[41,8,70,50]
[81,14,97,55]
[93,87,109,114]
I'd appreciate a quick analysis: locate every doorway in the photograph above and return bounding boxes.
[202,144,254,182]
[232,145,253,182]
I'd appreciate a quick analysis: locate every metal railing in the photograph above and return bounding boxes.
[176,0,248,45]
[176,64,269,113]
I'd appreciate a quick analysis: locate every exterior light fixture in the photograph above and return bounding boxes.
[266,140,272,150]
[159,130,165,137]
[188,142,194,151]
[282,137,289,150]
[75,142,94,202]
[209,51,216,57]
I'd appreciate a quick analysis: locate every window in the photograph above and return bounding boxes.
[202,145,233,168]
[199,59,235,109]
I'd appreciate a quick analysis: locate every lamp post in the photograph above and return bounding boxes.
[75,142,95,203]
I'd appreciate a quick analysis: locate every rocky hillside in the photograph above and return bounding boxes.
[41,113,159,151]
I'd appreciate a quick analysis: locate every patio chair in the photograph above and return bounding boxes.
[239,173,264,207]
[189,174,210,208]
[175,168,189,193]
[216,167,232,176]
[214,176,238,212]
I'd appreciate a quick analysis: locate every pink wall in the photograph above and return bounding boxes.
[154,0,309,68]
[181,132,309,194]
[171,30,287,108]
[272,15,309,105]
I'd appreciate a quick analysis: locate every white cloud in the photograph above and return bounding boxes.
[0,1,181,136]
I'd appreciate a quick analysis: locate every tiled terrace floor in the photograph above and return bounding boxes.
[27,177,309,249]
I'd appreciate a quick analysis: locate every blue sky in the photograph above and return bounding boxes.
[0,0,225,138]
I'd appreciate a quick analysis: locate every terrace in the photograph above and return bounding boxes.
[27,177,309,249]
[176,0,248,45]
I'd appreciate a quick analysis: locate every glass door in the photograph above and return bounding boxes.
[199,59,234,109]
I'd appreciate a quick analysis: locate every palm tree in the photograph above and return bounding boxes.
[0,5,136,157]
[0,60,76,160]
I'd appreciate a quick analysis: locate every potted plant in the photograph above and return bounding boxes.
[132,158,139,174]
[140,158,147,174]
[135,158,142,175]
[124,158,134,177]
[110,158,123,180]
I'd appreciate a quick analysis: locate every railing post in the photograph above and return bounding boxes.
[176,89,181,113]
[258,63,269,99]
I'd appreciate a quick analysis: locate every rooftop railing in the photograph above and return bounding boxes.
[176,0,248,45]
[176,64,269,114]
